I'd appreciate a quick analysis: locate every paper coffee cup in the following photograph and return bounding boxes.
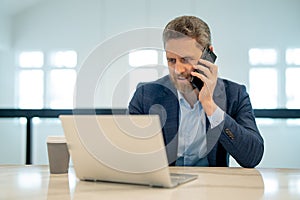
[47,136,70,174]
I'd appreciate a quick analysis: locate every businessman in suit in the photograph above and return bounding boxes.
[128,16,264,168]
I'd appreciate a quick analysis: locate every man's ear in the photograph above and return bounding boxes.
[209,45,214,52]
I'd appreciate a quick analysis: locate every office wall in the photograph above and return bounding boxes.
[0,17,11,51]
[0,52,15,107]
[0,0,300,167]
[10,0,300,107]
[0,17,14,108]
[0,119,26,164]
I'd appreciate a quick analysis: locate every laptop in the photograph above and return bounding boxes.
[59,114,198,188]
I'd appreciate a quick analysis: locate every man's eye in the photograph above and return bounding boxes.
[180,58,191,64]
[167,58,176,64]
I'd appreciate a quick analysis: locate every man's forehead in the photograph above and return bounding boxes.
[165,38,201,57]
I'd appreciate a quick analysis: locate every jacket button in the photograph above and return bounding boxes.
[224,128,235,139]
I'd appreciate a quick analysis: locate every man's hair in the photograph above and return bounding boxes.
[163,16,211,49]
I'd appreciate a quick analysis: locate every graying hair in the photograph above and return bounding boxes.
[163,15,211,49]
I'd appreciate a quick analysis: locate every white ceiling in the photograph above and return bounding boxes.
[0,0,44,17]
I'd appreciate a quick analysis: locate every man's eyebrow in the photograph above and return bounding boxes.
[181,56,195,60]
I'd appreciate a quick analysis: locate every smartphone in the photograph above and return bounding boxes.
[190,48,217,90]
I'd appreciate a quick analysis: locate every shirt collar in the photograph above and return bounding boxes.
[177,90,201,109]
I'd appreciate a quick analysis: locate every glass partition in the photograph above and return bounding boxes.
[230,118,300,168]
[0,118,26,164]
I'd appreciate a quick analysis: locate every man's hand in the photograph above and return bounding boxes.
[191,59,218,116]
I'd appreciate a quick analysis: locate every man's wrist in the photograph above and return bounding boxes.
[202,100,217,116]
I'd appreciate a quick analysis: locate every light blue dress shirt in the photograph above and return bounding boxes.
[176,91,224,166]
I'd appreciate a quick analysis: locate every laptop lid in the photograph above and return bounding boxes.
[59,114,177,187]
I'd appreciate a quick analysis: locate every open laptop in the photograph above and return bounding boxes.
[59,114,197,188]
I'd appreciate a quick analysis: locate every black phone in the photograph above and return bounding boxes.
[190,48,217,90]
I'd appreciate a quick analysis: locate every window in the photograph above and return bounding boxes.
[18,51,44,108]
[17,50,77,109]
[128,49,168,80]
[128,49,168,104]
[249,48,278,65]
[129,50,158,67]
[249,68,278,108]
[248,48,278,109]
[48,51,77,108]
[286,68,300,108]
[50,50,77,68]
[285,48,300,109]
[249,47,300,110]
[18,70,44,108]
[19,51,44,68]
[286,48,300,65]
[49,70,77,108]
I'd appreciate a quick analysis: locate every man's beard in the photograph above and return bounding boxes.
[170,72,194,94]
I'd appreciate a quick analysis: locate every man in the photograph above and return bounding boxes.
[128,16,264,168]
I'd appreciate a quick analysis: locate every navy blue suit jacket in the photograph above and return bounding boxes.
[128,75,264,168]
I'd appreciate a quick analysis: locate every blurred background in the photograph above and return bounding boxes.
[0,0,299,168]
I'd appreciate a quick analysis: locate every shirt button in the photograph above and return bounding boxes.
[224,128,235,140]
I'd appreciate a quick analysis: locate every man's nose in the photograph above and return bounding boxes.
[174,63,187,74]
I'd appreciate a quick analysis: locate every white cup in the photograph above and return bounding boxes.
[47,136,70,174]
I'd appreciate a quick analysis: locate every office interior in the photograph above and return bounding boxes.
[0,0,299,168]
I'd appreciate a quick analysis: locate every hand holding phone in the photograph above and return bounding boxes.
[190,48,217,90]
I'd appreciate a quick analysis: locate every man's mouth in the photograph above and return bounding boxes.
[177,75,190,81]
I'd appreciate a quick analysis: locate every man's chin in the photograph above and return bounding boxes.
[170,77,193,92]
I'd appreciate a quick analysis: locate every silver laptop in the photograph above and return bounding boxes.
[59,114,197,188]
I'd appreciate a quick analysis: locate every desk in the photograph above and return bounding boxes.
[1,165,300,200]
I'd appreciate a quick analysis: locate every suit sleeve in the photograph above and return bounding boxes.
[218,85,264,168]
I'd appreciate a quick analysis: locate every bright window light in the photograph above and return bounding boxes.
[249,48,278,65]
[286,68,300,108]
[129,68,158,103]
[51,50,77,68]
[129,50,158,67]
[263,176,279,195]
[32,117,42,124]
[286,48,300,65]
[163,51,168,66]
[19,51,44,68]
[162,68,169,76]
[18,172,42,189]
[49,69,77,108]
[249,68,278,108]
[286,119,300,126]
[18,70,44,108]
[256,118,276,126]
[19,117,27,125]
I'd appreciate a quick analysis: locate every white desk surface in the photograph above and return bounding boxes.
[1,165,300,200]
